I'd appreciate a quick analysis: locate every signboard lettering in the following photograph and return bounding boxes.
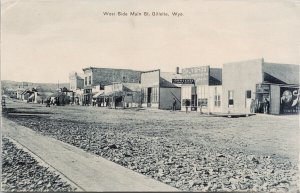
[256,84,270,93]
[181,66,209,85]
[172,79,195,84]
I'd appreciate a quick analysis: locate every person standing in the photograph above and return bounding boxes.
[46,98,50,107]
[264,98,270,114]
[172,98,177,111]
[250,99,255,113]
[185,99,190,113]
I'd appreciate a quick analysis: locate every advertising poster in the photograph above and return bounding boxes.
[280,87,300,114]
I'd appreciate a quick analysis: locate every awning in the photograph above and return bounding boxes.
[104,91,126,97]
[28,93,35,99]
[93,91,105,98]
[49,92,66,98]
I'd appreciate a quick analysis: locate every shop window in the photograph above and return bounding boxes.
[84,89,91,94]
[100,83,104,90]
[246,90,251,98]
[88,76,91,85]
[151,88,155,102]
[214,95,221,107]
[214,87,221,107]
[142,88,147,103]
[152,87,158,103]
[198,98,208,107]
[191,94,197,107]
[228,90,234,107]
[245,90,252,108]
[122,76,128,83]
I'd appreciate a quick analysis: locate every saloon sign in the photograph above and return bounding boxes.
[280,87,300,114]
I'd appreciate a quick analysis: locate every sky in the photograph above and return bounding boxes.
[1,0,300,83]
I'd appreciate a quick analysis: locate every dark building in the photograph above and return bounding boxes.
[82,67,142,105]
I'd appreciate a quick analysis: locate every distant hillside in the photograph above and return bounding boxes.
[1,80,70,92]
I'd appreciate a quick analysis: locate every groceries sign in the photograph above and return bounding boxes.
[172,79,195,84]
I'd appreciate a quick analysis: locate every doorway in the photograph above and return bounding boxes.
[147,87,152,107]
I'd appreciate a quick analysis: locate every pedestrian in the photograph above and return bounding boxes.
[185,99,190,113]
[106,98,109,107]
[264,98,270,114]
[250,99,255,113]
[172,98,177,111]
[46,99,50,107]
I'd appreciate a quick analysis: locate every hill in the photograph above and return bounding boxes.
[1,80,70,93]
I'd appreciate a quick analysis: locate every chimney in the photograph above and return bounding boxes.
[176,67,180,74]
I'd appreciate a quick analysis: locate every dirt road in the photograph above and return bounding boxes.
[2,101,299,191]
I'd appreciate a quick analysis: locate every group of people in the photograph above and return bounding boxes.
[250,97,270,114]
[88,98,110,107]
[45,97,63,107]
[172,98,191,114]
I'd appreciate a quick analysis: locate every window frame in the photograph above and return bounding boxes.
[88,76,91,85]
[228,90,234,107]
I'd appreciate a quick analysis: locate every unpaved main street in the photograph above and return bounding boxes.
[2,101,299,192]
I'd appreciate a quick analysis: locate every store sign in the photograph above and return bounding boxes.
[280,87,300,114]
[256,84,270,93]
[172,79,195,84]
[181,66,209,85]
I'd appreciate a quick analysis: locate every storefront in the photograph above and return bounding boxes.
[269,84,299,115]
[141,69,181,110]
[96,83,143,108]
[180,66,222,113]
[252,83,271,113]
[222,58,299,114]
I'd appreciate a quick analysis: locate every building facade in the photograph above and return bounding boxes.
[180,66,222,113]
[96,83,143,108]
[69,72,84,91]
[68,59,298,114]
[222,58,299,114]
[141,69,182,110]
[82,67,142,105]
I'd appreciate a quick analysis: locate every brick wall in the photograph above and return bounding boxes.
[83,68,142,88]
